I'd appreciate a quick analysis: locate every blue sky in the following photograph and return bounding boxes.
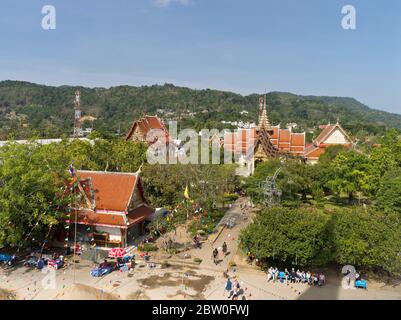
[0,0,400,113]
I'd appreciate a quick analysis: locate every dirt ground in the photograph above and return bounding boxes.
[1,198,400,300]
[55,283,119,300]
[0,288,16,300]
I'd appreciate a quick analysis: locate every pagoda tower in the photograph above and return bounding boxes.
[254,94,277,159]
[258,94,273,132]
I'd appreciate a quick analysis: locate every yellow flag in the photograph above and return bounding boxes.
[184,184,190,200]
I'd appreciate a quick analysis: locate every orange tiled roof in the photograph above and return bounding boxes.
[314,125,335,145]
[77,171,138,212]
[126,115,170,143]
[66,208,151,228]
[66,209,127,228]
[271,127,280,140]
[291,133,305,146]
[224,129,257,154]
[304,145,326,158]
[127,205,154,225]
[224,132,235,145]
[223,126,306,157]
[279,129,291,143]
[314,123,351,146]
[303,122,352,160]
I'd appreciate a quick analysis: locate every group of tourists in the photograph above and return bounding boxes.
[224,277,251,300]
[212,242,228,265]
[267,267,326,286]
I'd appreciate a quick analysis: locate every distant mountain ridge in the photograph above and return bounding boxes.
[0,80,400,139]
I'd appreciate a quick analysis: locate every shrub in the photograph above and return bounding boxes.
[138,243,158,252]
[224,193,239,201]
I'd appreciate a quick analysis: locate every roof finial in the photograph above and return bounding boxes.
[136,163,143,175]
[258,93,271,130]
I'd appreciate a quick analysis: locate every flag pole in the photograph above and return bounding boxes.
[70,164,77,284]
[73,204,77,284]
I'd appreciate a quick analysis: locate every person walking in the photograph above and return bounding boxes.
[222,242,228,257]
[319,273,326,286]
[267,267,273,282]
[224,278,232,298]
[232,279,240,297]
[272,267,277,282]
[212,248,219,265]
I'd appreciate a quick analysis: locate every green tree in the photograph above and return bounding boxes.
[0,143,70,247]
[327,150,369,202]
[332,208,401,275]
[365,146,397,196]
[376,168,401,213]
[142,163,237,210]
[240,207,331,266]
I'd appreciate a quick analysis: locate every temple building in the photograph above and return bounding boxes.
[224,95,306,175]
[304,122,353,164]
[66,170,154,248]
[223,94,352,174]
[270,125,306,157]
[126,115,171,145]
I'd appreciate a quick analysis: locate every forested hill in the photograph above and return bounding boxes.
[0,80,400,140]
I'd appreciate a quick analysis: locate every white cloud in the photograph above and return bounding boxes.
[153,0,191,8]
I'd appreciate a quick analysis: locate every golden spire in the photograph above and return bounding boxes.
[258,94,272,130]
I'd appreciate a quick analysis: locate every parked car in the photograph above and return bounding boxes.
[355,279,367,289]
[48,258,64,270]
[90,265,114,277]
[0,254,15,266]
[24,257,45,269]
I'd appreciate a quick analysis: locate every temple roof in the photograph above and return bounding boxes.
[126,115,170,143]
[77,171,140,212]
[66,205,153,228]
[313,122,351,146]
[304,122,352,159]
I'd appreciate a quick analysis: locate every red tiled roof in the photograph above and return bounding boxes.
[238,128,255,142]
[223,126,306,157]
[77,171,138,212]
[303,123,352,160]
[314,123,351,146]
[279,129,291,143]
[66,209,127,228]
[290,146,305,152]
[224,132,235,145]
[291,133,305,147]
[146,116,165,130]
[304,146,326,159]
[66,207,152,228]
[127,205,154,225]
[271,127,280,140]
[126,115,170,144]
[314,125,336,145]
[224,129,257,154]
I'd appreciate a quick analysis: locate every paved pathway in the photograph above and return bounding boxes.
[186,197,255,271]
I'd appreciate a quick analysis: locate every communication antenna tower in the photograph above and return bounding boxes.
[73,89,83,137]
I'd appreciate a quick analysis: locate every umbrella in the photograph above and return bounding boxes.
[108,248,126,258]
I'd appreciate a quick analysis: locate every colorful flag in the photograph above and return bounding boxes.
[184,184,190,200]
[68,164,75,177]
